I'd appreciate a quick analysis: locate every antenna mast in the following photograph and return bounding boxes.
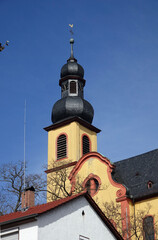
[23,100,26,208]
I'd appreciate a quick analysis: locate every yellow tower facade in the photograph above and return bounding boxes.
[45,118,99,167]
[44,118,100,201]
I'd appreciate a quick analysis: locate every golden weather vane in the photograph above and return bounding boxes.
[0,41,9,52]
[69,24,74,35]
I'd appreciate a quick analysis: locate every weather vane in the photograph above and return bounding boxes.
[69,24,74,36]
[0,41,9,52]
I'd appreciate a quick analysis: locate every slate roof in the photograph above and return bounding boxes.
[112,149,158,201]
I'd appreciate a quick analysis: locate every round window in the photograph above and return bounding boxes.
[85,178,99,196]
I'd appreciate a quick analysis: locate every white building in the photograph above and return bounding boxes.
[0,192,122,240]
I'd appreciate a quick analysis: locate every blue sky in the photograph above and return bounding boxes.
[0,0,158,175]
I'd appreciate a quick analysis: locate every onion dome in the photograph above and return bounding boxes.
[51,38,94,124]
[61,58,84,78]
[60,38,84,78]
[52,97,94,124]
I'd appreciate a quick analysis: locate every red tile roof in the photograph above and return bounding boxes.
[0,192,85,224]
[0,192,123,239]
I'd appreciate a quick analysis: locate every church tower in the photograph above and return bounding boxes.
[44,38,100,201]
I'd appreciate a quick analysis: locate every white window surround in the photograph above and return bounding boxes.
[69,80,78,96]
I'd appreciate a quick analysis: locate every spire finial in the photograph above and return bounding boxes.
[70,38,74,59]
[69,24,74,59]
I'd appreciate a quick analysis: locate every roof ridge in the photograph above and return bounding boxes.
[0,192,86,221]
[115,148,158,164]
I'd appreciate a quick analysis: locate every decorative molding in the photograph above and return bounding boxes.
[81,133,91,156]
[69,151,127,201]
[120,199,131,239]
[69,152,114,181]
[44,117,101,133]
[45,161,77,174]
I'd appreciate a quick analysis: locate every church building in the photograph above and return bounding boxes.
[44,38,158,240]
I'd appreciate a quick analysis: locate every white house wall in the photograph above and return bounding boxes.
[19,221,38,240]
[38,197,117,240]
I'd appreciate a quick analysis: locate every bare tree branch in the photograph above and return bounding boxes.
[0,161,46,214]
[103,201,157,239]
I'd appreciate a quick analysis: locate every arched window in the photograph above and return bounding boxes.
[143,216,154,240]
[82,173,101,197]
[148,181,153,189]
[82,135,90,155]
[83,174,101,197]
[57,134,67,160]
[70,81,77,94]
[85,178,99,196]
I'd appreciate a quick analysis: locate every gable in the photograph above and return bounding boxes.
[69,152,127,203]
[37,197,121,240]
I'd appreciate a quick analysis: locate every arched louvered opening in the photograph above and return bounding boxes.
[70,81,77,94]
[143,216,155,240]
[57,134,67,160]
[82,135,90,155]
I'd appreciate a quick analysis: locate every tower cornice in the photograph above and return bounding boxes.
[44,116,101,133]
[59,75,86,87]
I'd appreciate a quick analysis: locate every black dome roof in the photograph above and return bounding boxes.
[52,96,94,124]
[60,38,84,79]
[51,38,94,125]
[60,58,84,78]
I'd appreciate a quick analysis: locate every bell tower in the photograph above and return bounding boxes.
[44,38,101,201]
